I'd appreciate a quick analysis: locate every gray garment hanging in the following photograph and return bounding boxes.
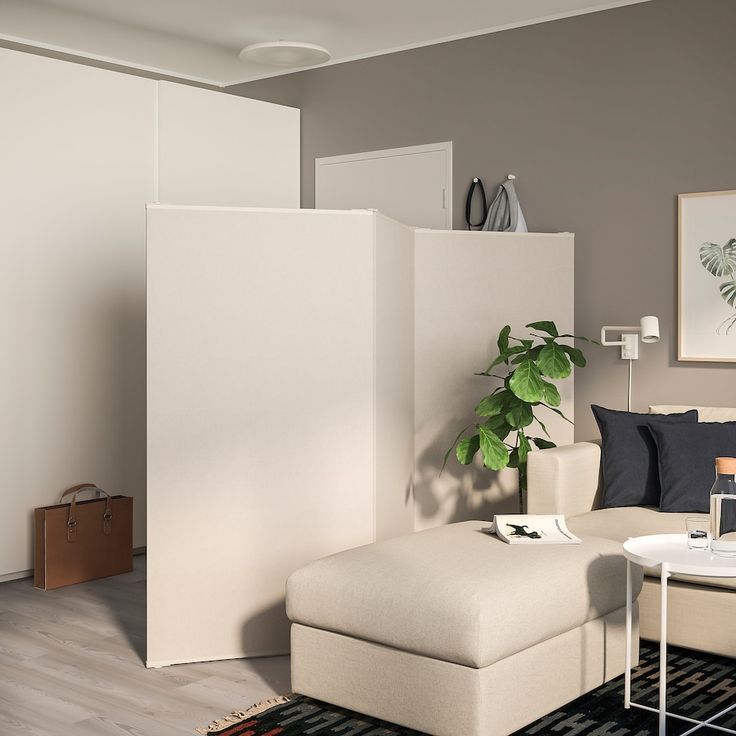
[482,179,528,232]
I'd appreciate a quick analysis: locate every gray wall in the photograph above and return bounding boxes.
[231,0,736,440]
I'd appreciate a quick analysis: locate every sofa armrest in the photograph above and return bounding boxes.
[526,442,602,517]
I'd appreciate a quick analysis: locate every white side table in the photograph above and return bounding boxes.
[623,534,736,735]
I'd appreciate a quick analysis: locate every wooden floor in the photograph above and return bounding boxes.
[0,556,291,735]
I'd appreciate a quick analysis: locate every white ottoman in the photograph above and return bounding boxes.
[286,520,642,736]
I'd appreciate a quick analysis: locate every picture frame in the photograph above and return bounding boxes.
[678,189,736,362]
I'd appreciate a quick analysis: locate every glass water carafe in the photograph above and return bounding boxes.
[709,457,736,557]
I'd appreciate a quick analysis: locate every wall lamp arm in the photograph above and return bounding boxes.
[600,325,640,346]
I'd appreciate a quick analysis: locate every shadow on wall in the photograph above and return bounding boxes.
[414,418,520,528]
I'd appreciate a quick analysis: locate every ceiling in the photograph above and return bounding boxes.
[0,0,650,87]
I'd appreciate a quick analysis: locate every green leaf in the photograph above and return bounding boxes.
[478,424,510,470]
[517,431,531,465]
[475,392,507,417]
[720,279,736,308]
[540,380,561,407]
[526,321,559,337]
[480,344,529,373]
[511,345,543,365]
[531,437,556,450]
[509,360,544,402]
[482,414,512,441]
[561,345,587,367]
[497,325,511,354]
[507,448,520,469]
[700,239,736,278]
[505,402,534,429]
[480,353,507,374]
[456,435,480,464]
[536,342,572,379]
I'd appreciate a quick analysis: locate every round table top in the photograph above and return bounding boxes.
[623,534,736,577]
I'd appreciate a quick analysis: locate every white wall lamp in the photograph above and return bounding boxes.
[600,316,660,411]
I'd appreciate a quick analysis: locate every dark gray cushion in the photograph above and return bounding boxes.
[592,405,698,509]
[649,422,736,513]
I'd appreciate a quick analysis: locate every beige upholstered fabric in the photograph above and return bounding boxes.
[650,405,736,422]
[291,606,636,736]
[287,521,640,668]
[567,507,736,591]
[568,505,691,543]
[527,441,602,516]
[639,578,736,657]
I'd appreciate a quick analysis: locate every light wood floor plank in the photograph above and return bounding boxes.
[0,557,290,734]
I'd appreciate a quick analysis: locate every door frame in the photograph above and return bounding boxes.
[315,141,453,228]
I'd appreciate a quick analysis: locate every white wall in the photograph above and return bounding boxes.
[0,48,300,578]
[413,230,575,530]
[146,207,415,667]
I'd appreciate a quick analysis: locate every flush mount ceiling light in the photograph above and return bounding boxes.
[239,41,331,68]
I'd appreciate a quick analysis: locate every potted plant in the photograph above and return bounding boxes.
[443,320,595,512]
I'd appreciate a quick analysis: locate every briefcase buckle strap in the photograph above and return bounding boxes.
[67,518,78,543]
[60,484,114,542]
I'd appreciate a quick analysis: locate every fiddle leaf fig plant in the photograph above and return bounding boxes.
[443,320,596,511]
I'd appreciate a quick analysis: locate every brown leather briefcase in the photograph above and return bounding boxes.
[34,484,133,590]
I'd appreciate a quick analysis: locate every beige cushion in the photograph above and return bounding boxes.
[650,405,736,422]
[567,507,736,591]
[286,520,641,669]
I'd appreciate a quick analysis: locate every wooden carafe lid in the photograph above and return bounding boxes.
[715,457,736,474]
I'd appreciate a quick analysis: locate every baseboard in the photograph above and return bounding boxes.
[0,568,33,583]
[0,545,147,584]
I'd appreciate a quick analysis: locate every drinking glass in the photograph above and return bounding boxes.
[686,517,711,550]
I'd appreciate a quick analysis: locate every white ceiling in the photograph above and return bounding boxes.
[0,0,650,87]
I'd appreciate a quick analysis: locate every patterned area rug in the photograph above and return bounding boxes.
[199,642,736,736]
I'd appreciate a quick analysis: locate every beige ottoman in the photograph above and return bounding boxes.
[286,520,642,736]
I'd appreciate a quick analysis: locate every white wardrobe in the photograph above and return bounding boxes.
[0,47,298,579]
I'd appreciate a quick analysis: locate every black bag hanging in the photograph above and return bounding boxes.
[465,177,487,230]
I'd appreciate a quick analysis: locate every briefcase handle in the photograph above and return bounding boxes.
[59,484,113,542]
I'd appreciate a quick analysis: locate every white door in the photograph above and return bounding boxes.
[315,142,452,229]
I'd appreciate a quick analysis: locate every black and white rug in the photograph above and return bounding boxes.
[200,641,736,735]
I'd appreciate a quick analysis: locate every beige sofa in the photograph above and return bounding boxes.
[527,404,736,658]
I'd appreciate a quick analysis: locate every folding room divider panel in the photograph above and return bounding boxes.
[413,230,575,530]
[146,206,415,667]
[0,47,299,579]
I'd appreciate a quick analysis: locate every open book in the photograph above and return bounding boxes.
[484,514,581,545]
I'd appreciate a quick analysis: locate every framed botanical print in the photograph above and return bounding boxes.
[678,190,736,362]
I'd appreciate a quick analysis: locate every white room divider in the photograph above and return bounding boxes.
[413,230,575,530]
[0,47,299,579]
[146,206,415,667]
